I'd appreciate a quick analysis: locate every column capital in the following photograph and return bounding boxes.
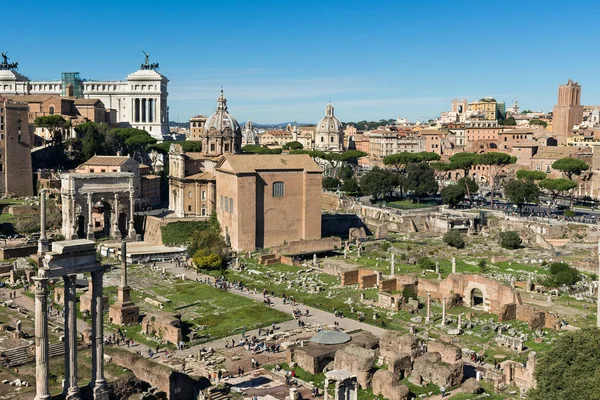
[33,276,49,296]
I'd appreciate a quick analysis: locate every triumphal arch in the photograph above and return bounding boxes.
[61,172,136,241]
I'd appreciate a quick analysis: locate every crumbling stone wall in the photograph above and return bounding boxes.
[409,352,463,388]
[360,273,378,289]
[341,270,359,286]
[286,346,338,374]
[106,347,209,399]
[379,332,422,363]
[417,274,520,314]
[427,341,461,364]
[371,369,410,400]
[388,354,412,379]
[499,303,517,322]
[141,312,183,345]
[333,344,375,388]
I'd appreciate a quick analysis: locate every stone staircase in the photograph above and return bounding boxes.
[2,342,66,368]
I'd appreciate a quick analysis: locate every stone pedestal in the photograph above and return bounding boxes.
[109,241,139,325]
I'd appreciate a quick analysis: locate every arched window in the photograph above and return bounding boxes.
[273,181,284,197]
[49,106,55,115]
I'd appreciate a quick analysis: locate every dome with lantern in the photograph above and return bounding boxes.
[201,89,242,156]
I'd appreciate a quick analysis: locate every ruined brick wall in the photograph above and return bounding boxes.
[360,273,378,289]
[0,245,37,260]
[288,347,337,374]
[372,370,410,400]
[341,270,359,286]
[380,279,397,292]
[409,353,464,388]
[271,237,342,256]
[499,303,517,322]
[418,274,520,314]
[106,347,209,399]
[379,332,422,363]
[141,313,183,345]
[427,341,461,364]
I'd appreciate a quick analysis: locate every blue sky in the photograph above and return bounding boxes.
[5,0,600,124]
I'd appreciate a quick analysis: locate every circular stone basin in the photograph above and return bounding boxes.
[310,330,352,345]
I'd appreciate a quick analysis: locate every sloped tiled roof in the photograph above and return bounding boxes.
[80,155,132,166]
[217,154,322,174]
[185,171,215,181]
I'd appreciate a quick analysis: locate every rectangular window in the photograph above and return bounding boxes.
[90,168,95,173]
[188,191,192,198]
[101,169,106,173]
[229,198,233,214]
[273,181,285,197]
[225,196,229,212]
[220,195,223,209]
[201,190,206,201]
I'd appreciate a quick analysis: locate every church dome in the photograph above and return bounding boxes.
[315,102,343,135]
[204,90,242,138]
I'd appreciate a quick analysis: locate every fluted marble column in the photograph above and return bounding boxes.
[64,275,80,399]
[34,277,51,400]
[128,191,136,239]
[112,194,121,240]
[87,193,94,240]
[38,190,50,253]
[91,270,109,400]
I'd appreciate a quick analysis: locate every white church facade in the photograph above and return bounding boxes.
[0,52,169,139]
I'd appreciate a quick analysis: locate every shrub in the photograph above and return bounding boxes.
[478,259,487,272]
[418,257,435,270]
[547,261,581,286]
[322,177,341,190]
[564,209,575,217]
[380,242,391,251]
[443,229,465,249]
[402,285,417,299]
[499,231,522,249]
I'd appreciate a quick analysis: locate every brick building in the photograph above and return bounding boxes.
[0,98,34,196]
[215,154,322,251]
[552,79,583,145]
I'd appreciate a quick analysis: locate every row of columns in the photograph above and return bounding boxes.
[133,98,155,123]
[34,271,108,400]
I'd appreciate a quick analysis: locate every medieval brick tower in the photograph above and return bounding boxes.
[552,79,583,145]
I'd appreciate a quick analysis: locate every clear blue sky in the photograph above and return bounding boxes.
[5,0,600,124]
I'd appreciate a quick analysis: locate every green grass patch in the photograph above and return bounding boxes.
[161,220,209,245]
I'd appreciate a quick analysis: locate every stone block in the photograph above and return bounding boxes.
[371,369,409,400]
[333,344,375,388]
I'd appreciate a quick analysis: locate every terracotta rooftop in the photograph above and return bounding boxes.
[185,171,215,181]
[217,154,322,174]
[531,146,591,159]
[79,155,132,166]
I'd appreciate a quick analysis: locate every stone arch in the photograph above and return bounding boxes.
[471,288,484,307]
[464,282,489,311]
[76,215,85,239]
[118,212,128,237]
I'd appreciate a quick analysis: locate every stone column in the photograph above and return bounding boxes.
[87,193,94,240]
[425,292,431,325]
[452,257,456,274]
[391,253,396,276]
[435,262,440,274]
[128,190,136,240]
[38,190,50,253]
[64,275,80,399]
[91,270,109,400]
[458,313,462,328]
[112,194,121,240]
[442,297,447,325]
[34,276,51,400]
[323,378,329,400]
